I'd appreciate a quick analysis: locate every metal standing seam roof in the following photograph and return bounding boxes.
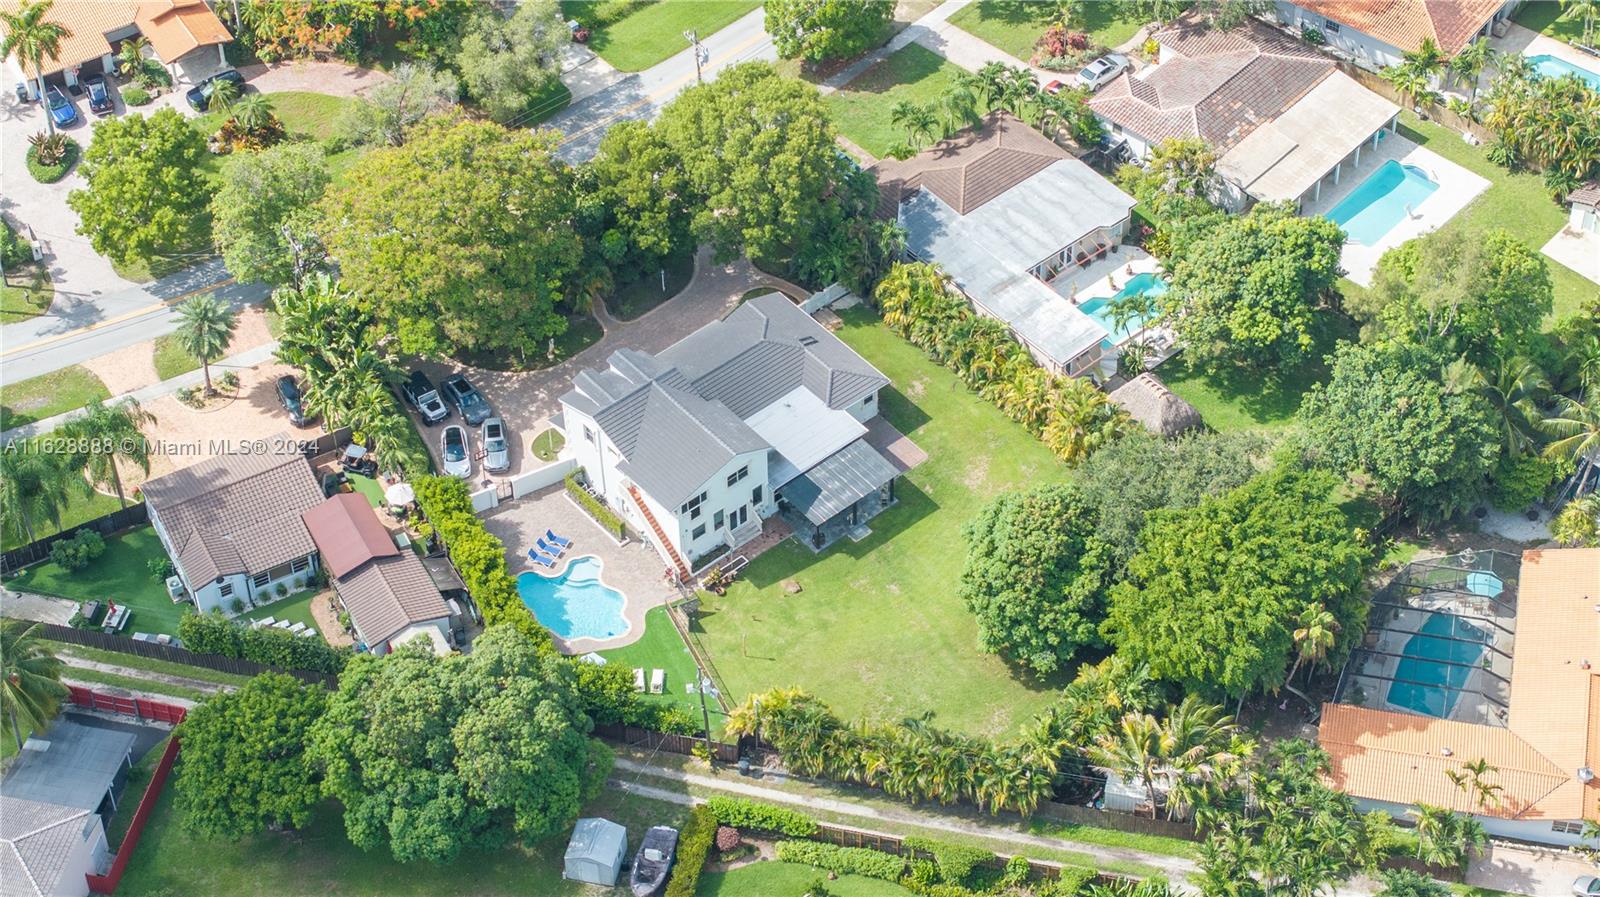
[2,722,133,811]
[0,797,96,897]
[779,439,900,526]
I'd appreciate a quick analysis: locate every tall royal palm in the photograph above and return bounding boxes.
[174,294,238,396]
[1563,0,1598,45]
[0,446,88,543]
[62,398,156,507]
[1541,386,1600,496]
[0,0,71,136]
[1,619,67,752]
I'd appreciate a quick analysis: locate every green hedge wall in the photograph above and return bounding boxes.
[664,805,716,897]
[564,473,626,541]
[177,610,350,674]
[412,475,549,646]
[707,796,818,837]
[774,840,907,882]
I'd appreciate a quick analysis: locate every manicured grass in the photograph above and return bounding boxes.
[563,0,762,71]
[695,308,1070,737]
[1025,817,1197,859]
[114,783,688,896]
[191,91,359,144]
[151,334,203,380]
[700,861,915,896]
[1513,1,1595,46]
[1,487,123,552]
[1,264,53,323]
[0,364,110,431]
[238,589,323,633]
[608,251,695,321]
[532,428,566,462]
[6,526,185,635]
[1159,311,1357,435]
[1394,111,1592,322]
[948,0,1144,61]
[49,640,253,688]
[824,43,972,158]
[344,472,387,508]
[598,605,702,720]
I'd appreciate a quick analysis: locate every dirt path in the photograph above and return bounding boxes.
[59,656,235,696]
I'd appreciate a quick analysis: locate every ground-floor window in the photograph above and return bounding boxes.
[291,556,311,574]
[218,581,234,598]
[252,571,271,588]
[1552,820,1584,835]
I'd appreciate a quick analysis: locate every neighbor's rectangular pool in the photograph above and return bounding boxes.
[1385,612,1491,719]
[1325,159,1440,247]
[1528,53,1600,91]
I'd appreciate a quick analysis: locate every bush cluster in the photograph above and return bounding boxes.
[663,805,716,897]
[569,660,702,734]
[706,796,818,837]
[48,529,105,571]
[903,837,993,888]
[774,840,907,882]
[26,136,79,183]
[563,473,625,541]
[412,475,550,643]
[177,610,349,674]
[121,85,152,106]
[1,219,30,268]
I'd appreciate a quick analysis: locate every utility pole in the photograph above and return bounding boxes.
[696,664,715,764]
[684,29,707,83]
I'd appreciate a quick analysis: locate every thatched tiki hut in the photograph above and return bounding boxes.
[1110,373,1203,438]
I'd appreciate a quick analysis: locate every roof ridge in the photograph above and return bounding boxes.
[1320,723,1571,779]
[153,452,298,512]
[652,383,746,457]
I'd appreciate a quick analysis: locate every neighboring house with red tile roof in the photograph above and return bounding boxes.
[141,443,324,616]
[1318,547,1600,847]
[1270,0,1519,71]
[0,0,230,92]
[1089,12,1399,210]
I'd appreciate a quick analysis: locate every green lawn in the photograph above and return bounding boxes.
[598,605,702,721]
[948,0,1144,61]
[50,640,253,688]
[1394,111,1593,322]
[5,526,184,635]
[532,428,566,462]
[345,472,387,508]
[151,334,203,381]
[192,91,359,145]
[699,861,914,896]
[695,308,1071,737]
[0,364,110,431]
[238,589,324,633]
[1513,1,1596,45]
[562,0,762,72]
[115,782,687,896]
[2,486,124,552]
[60,666,207,702]
[608,251,695,321]
[824,43,971,157]
[1,264,53,323]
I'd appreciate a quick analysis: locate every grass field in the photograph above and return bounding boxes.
[50,641,253,688]
[6,526,184,635]
[60,666,207,702]
[1,487,124,552]
[562,0,762,72]
[1513,1,1595,45]
[947,0,1144,61]
[532,428,566,462]
[1,264,53,323]
[151,333,203,381]
[824,44,971,157]
[238,589,324,632]
[598,605,702,720]
[700,862,914,896]
[0,364,110,431]
[695,308,1071,737]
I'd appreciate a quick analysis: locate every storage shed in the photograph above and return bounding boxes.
[563,817,628,885]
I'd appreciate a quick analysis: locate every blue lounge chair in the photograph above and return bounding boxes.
[537,537,565,558]
[544,528,572,549]
[527,547,556,569]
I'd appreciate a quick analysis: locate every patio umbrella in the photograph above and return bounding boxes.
[385,482,416,506]
[579,653,607,666]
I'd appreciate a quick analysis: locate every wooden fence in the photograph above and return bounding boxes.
[40,622,337,687]
[1,503,149,575]
[593,722,740,764]
[1333,59,1495,143]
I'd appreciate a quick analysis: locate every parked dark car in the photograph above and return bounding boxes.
[83,74,112,115]
[401,370,450,424]
[276,375,314,427]
[185,68,244,111]
[46,86,77,127]
[440,374,491,426]
[629,826,678,897]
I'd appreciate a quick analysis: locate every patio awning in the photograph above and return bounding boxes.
[780,439,898,526]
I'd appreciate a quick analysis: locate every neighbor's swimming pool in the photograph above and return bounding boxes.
[518,556,630,641]
[1078,272,1169,348]
[1385,612,1491,719]
[1326,160,1439,247]
[1528,53,1600,91]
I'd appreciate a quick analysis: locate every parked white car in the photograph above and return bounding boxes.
[481,417,510,473]
[1075,53,1130,91]
[441,424,472,478]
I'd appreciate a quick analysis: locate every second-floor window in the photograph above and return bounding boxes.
[727,466,749,487]
[682,492,707,518]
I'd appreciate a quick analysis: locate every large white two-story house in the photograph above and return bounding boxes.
[1271,0,1521,72]
[558,294,899,578]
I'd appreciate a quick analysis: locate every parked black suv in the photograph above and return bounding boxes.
[276,375,314,427]
[440,374,491,426]
[400,371,450,425]
[83,74,112,115]
[185,69,244,111]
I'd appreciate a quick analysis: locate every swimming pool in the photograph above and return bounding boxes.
[1528,54,1600,91]
[1385,613,1491,718]
[1079,272,1169,347]
[517,556,630,641]
[1326,160,1439,247]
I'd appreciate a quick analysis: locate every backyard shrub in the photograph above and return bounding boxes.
[707,796,818,837]
[177,610,349,674]
[715,825,741,852]
[147,556,176,580]
[48,529,106,571]
[1,219,30,268]
[774,841,906,882]
[664,805,716,897]
[564,472,625,540]
[121,85,151,106]
[1039,867,1097,896]
[903,837,993,887]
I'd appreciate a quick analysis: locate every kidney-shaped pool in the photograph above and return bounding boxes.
[518,556,630,641]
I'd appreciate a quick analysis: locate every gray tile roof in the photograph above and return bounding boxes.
[779,439,900,526]
[561,294,890,509]
[1,797,95,897]
[140,442,323,584]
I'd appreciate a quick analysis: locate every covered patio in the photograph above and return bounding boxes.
[777,440,899,552]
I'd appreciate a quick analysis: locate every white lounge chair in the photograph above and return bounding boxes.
[254,616,275,629]
[649,669,665,695]
[633,668,646,692]
[274,619,293,629]
[288,622,306,634]
[300,628,318,638]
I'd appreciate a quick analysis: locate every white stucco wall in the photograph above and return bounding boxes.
[1272,1,1519,72]
[1353,796,1590,848]
[671,449,772,565]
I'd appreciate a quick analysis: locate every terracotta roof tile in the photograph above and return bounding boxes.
[0,0,228,74]
[1569,181,1600,208]
[134,0,231,63]
[1293,0,1504,56]
[870,111,1070,216]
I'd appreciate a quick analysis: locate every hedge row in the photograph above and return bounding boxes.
[775,840,907,881]
[664,805,716,897]
[706,796,818,837]
[564,473,625,541]
[412,475,550,646]
[903,837,994,888]
[177,610,349,674]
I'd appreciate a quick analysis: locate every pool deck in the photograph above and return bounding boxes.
[1491,22,1600,85]
[482,482,677,654]
[1300,134,1489,286]
[1048,249,1179,376]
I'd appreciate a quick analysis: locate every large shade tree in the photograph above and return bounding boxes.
[211,142,331,288]
[67,109,211,267]
[319,116,584,360]
[765,0,894,62]
[455,0,566,123]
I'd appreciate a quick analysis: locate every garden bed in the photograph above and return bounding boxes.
[26,137,79,183]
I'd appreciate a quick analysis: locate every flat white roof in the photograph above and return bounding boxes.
[743,386,866,489]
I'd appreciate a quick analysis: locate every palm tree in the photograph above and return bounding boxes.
[208,74,240,112]
[1445,758,1503,814]
[62,399,156,507]
[1090,711,1166,818]
[1541,386,1600,496]
[1551,494,1599,546]
[0,0,72,136]
[974,61,1009,109]
[1402,36,1447,84]
[229,93,273,133]
[1450,39,1493,101]
[940,81,979,134]
[0,445,89,543]
[117,35,149,83]
[0,619,67,752]
[173,294,238,396]
[1383,63,1441,109]
[1478,357,1548,456]
[1286,606,1340,687]
[1563,0,1599,46]
[1408,804,1488,872]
